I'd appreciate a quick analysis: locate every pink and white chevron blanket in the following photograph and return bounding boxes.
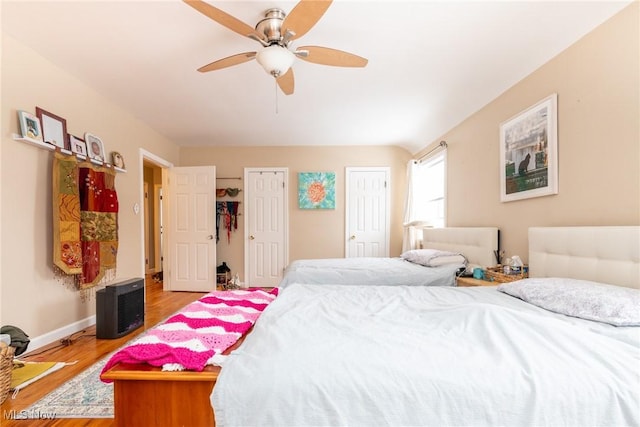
[101,288,278,381]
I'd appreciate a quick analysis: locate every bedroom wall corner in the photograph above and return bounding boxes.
[415,2,639,263]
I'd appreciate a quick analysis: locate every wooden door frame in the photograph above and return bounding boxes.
[139,149,173,291]
[344,166,391,257]
[243,167,289,287]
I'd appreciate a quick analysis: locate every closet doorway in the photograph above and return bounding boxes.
[345,167,390,257]
[244,168,289,287]
[140,149,172,295]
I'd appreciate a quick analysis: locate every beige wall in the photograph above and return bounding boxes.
[416,2,639,263]
[180,146,412,280]
[0,35,180,339]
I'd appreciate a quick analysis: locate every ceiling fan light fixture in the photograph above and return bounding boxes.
[185,0,368,95]
[256,45,295,77]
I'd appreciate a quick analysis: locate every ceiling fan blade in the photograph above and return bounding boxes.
[297,46,368,68]
[197,52,257,73]
[277,68,295,95]
[184,0,264,41]
[281,0,332,42]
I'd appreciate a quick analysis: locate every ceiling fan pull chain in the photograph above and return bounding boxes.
[275,79,279,114]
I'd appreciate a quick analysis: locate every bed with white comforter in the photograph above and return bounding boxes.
[278,256,462,288]
[211,226,640,426]
[212,283,639,426]
[278,227,499,289]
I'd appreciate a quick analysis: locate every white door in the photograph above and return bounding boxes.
[244,168,288,287]
[166,166,217,292]
[345,167,390,257]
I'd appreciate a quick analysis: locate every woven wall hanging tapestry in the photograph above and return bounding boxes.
[53,152,119,290]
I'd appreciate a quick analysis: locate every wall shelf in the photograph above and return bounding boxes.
[13,134,126,173]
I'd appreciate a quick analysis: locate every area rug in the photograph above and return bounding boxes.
[11,361,68,398]
[15,355,113,419]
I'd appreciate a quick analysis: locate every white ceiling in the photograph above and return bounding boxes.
[2,1,631,154]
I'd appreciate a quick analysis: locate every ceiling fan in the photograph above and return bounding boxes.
[183,0,368,95]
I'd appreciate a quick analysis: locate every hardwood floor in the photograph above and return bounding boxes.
[1,277,206,426]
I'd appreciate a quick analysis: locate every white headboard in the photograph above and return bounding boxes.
[529,226,640,289]
[422,227,499,268]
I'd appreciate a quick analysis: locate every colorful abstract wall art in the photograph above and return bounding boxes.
[298,172,335,209]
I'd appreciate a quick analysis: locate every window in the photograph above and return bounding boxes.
[413,151,446,228]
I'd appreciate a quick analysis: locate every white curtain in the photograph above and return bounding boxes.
[402,160,422,253]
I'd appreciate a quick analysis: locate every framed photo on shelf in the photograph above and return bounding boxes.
[85,133,105,162]
[111,152,125,169]
[17,110,43,142]
[69,135,87,156]
[35,107,68,149]
[499,93,558,202]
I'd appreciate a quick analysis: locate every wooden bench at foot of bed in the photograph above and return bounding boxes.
[99,290,274,427]
[101,363,220,427]
[100,332,251,427]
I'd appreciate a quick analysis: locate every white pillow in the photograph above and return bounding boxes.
[401,249,467,268]
[497,278,640,326]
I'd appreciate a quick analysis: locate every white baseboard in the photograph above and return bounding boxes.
[25,316,96,354]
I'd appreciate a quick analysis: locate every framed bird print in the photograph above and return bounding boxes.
[499,93,558,202]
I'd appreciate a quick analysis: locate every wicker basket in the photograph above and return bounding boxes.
[0,343,15,404]
[484,266,528,283]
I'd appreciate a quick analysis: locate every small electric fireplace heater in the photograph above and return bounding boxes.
[96,277,145,339]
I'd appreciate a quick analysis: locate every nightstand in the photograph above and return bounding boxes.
[456,276,497,287]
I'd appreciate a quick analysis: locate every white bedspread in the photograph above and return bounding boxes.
[212,284,640,427]
[279,257,460,288]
